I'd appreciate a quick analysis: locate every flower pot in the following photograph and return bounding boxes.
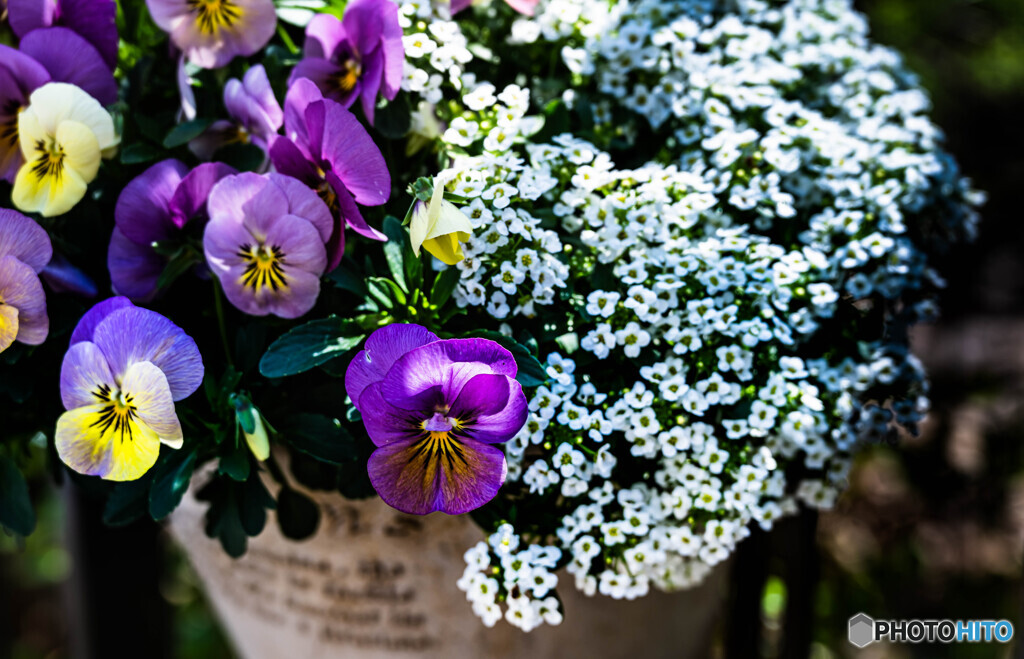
[170,472,731,659]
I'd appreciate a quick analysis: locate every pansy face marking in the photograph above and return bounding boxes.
[336,57,362,93]
[187,0,241,35]
[29,137,66,184]
[238,242,287,292]
[88,383,143,444]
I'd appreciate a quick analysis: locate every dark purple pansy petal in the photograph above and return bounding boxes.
[91,306,203,400]
[352,382,423,446]
[379,0,404,99]
[269,136,320,187]
[341,0,386,62]
[19,27,117,105]
[107,228,163,301]
[0,255,48,345]
[345,323,440,408]
[41,253,97,297]
[302,13,348,60]
[0,208,52,273]
[51,0,119,68]
[380,338,519,410]
[114,159,188,245]
[69,296,133,345]
[317,100,390,205]
[367,436,507,515]
[6,0,57,38]
[0,45,51,182]
[169,161,237,226]
[288,58,346,106]
[330,176,385,266]
[450,374,529,444]
[281,77,323,150]
[357,48,384,125]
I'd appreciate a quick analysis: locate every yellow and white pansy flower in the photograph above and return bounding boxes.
[409,175,474,266]
[12,82,118,218]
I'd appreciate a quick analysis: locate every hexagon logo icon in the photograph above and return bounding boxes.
[849,613,875,648]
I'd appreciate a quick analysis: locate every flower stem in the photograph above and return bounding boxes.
[212,278,234,369]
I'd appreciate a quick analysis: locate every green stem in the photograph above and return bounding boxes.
[277,24,300,55]
[212,278,234,369]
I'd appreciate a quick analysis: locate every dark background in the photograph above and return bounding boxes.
[3,0,1024,657]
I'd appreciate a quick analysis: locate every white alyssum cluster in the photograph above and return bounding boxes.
[393,0,981,632]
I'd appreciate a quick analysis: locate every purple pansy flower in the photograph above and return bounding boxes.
[450,0,539,16]
[7,0,118,69]
[270,78,390,270]
[41,252,98,298]
[109,159,236,301]
[189,64,283,162]
[203,172,333,319]
[345,324,528,515]
[18,27,118,105]
[146,0,277,69]
[0,208,52,353]
[289,0,404,126]
[56,297,204,481]
[0,46,49,183]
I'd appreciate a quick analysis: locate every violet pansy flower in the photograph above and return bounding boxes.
[56,297,204,481]
[290,0,403,126]
[18,27,118,106]
[146,0,277,69]
[189,64,283,162]
[7,0,118,68]
[270,78,390,270]
[203,172,333,319]
[0,209,52,353]
[345,324,528,515]
[450,0,539,17]
[108,159,236,301]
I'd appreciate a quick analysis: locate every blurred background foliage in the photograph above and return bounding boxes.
[2,1,1024,657]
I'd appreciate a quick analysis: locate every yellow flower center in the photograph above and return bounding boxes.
[29,138,65,183]
[188,0,242,34]
[238,243,288,292]
[336,58,362,93]
[89,383,141,444]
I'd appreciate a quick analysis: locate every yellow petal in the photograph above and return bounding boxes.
[0,305,19,354]
[425,199,474,241]
[423,232,466,266]
[13,119,97,217]
[57,120,101,183]
[55,403,161,482]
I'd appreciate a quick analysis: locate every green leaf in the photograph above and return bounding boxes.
[198,477,248,557]
[218,443,251,482]
[382,216,409,292]
[149,449,198,520]
[239,471,275,536]
[103,477,152,527]
[0,455,35,536]
[163,118,213,148]
[465,331,548,387]
[366,277,406,309]
[120,142,163,164]
[430,267,461,307]
[276,487,320,540]
[259,317,366,378]
[156,247,199,290]
[279,413,358,464]
[326,265,367,296]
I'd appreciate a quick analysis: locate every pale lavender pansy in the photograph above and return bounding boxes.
[345,324,528,515]
[203,172,333,319]
[270,78,391,270]
[0,208,52,353]
[189,64,284,162]
[289,0,404,125]
[146,0,277,69]
[108,159,236,301]
[56,297,204,481]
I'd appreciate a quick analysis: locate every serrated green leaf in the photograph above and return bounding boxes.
[149,449,197,520]
[0,455,35,536]
[279,413,358,464]
[259,317,366,378]
[163,118,213,148]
